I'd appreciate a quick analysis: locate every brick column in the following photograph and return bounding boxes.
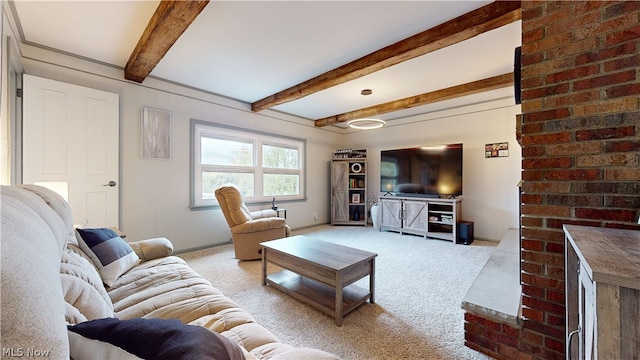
[465,2,640,359]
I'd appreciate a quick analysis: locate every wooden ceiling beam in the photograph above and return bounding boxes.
[125,0,209,83]
[252,1,521,112]
[314,73,514,127]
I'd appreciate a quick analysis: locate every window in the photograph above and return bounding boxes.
[191,120,305,208]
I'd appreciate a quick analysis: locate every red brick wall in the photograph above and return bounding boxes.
[465,2,640,359]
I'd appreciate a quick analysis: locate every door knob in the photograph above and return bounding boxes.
[104,180,117,187]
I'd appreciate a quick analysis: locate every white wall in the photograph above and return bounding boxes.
[344,99,522,241]
[116,85,344,251]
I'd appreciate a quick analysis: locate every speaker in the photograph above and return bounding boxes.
[514,46,522,105]
[457,221,474,245]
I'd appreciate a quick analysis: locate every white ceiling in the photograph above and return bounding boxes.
[11,1,522,127]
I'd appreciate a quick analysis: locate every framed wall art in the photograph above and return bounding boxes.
[485,142,509,158]
[141,107,171,160]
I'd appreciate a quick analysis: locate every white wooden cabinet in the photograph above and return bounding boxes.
[402,200,429,236]
[564,225,640,360]
[331,159,367,226]
[379,196,461,242]
[379,197,402,232]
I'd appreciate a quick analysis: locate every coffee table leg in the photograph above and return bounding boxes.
[370,257,376,304]
[335,271,345,326]
[261,247,267,286]
[336,283,343,326]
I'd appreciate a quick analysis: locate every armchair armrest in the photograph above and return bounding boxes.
[231,217,287,234]
[128,237,174,262]
[250,209,277,220]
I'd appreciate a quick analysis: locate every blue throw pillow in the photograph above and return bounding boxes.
[75,228,139,287]
[68,318,245,360]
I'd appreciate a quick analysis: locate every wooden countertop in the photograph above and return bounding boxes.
[564,224,640,290]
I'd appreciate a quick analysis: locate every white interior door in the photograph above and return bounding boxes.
[22,74,119,228]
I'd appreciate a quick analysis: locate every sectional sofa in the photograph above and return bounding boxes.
[0,185,337,359]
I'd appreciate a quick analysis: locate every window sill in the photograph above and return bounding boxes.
[190,197,307,211]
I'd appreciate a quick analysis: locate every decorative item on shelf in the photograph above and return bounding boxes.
[334,148,353,158]
[441,215,454,224]
[351,163,362,173]
[333,148,367,159]
[271,197,277,211]
[347,89,386,130]
[367,193,379,207]
[353,209,360,221]
[352,193,360,203]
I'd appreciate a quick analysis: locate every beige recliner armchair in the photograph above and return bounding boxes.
[215,185,291,260]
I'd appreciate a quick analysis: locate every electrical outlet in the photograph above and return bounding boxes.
[313,212,318,221]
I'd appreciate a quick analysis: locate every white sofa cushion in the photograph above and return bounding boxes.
[60,250,114,324]
[128,237,174,262]
[75,228,140,287]
[1,186,70,358]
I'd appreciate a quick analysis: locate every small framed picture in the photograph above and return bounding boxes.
[352,193,360,203]
[141,107,172,160]
[485,142,509,158]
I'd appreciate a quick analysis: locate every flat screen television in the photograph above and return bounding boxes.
[380,143,463,197]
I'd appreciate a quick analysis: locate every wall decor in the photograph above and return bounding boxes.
[485,142,509,158]
[141,107,171,159]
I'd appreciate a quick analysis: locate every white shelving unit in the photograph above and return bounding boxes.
[331,158,367,226]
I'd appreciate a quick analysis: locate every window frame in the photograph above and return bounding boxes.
[190,119,306,209]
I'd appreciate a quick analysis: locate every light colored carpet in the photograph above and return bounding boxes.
[179,225,496,360]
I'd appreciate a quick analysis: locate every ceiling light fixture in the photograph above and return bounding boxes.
[347,89,386,130]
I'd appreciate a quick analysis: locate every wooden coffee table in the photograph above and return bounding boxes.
[261,235,377,326]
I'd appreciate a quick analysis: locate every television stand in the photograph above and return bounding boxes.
[379,196,462,243]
